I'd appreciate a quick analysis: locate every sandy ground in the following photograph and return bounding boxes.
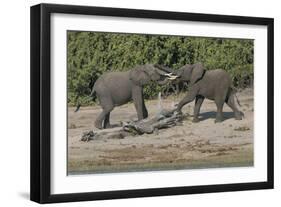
[67,89,253,174]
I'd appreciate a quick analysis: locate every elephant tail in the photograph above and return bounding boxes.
[74,89,96,112]
[74,103,81,112]
[90,87,96,97]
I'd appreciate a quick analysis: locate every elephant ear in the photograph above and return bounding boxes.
[190,63,205,85]
[129,66,150,86]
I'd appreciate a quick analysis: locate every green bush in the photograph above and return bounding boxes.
[67,32,253,105]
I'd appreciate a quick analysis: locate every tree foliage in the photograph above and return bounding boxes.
[67,31,253,105]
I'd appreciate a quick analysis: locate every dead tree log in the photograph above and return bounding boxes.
[80,109,188,142]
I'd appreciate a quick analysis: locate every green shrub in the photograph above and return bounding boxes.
[67,32,253,105]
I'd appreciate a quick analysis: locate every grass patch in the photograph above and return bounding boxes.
[234,126,250,131]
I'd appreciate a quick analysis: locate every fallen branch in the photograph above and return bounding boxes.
[80,109,188,142]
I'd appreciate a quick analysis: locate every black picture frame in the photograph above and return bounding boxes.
[30,3,274,204]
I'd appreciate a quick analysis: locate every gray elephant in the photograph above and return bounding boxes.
[175,63,243,123]
[89,64,178,129]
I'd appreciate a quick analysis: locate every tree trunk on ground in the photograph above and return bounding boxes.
[80,109,188,142]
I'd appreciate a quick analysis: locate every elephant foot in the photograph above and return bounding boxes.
[104,124,113,129]
[192,117,200,123]
[235,111,244,120]
[215,112,224,123]
[235,116,242,120]
[94,121,103,129]
[215,117,223,123]
[174,109,183,115]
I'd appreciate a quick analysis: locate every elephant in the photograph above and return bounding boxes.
[174,63,243,123]
[87,64,178,129]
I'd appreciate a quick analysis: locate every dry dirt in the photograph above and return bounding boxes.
[67,89,254,175]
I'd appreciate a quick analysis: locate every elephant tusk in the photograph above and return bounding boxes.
[162,71,179,79]
[167,75,178,80]
[164,73,172,77]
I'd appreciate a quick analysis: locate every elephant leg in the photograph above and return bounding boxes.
[132,87,147,120]
[214,98,224,123]
[142,101,148,119]
[134,100,148,120]
[103,112,112,128]
[193,96,205,122]
[226,93,243,120]
[95,110,107,129]
[95,96,114,129]
[176,87,198,112]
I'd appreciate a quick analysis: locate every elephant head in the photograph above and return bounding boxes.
[129,64,178,86]
[177,63,205,85]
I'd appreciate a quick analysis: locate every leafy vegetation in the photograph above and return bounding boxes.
[67,31,253,105]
